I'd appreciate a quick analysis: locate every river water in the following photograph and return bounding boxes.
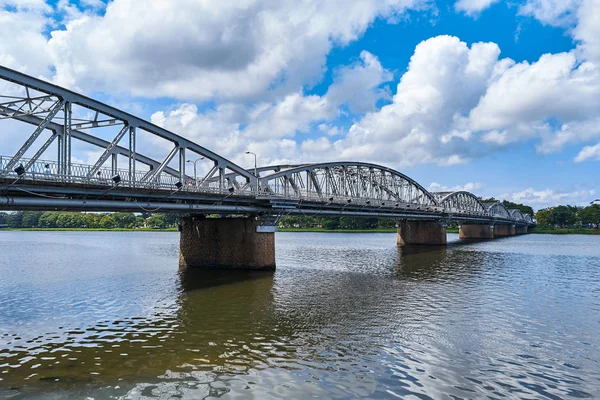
[0,231,599,399]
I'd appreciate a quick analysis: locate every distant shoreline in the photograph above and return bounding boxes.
[1,227,598,234]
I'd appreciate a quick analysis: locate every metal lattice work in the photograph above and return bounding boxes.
[433,191,487,216]
[0,66,536,226]
[257,162,440,209]
[0,65,255,194]
[485,202,511,219]
[508,209,525,222]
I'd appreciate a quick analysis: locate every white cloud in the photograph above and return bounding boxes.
[574,142,600,162]
[0,5,51,76]
[518,0,580,27]
[504,187,596,208]
[428,181,483,192]
[455,0,499,15]
[469,52,600,131]
[149,32,600,169]
[574,0,600,63]
[332,35,502,166]
[150,51,392,165]
[44,0,426,101]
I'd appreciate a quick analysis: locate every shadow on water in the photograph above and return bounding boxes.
[4,253,479,397]
[1,268,279,398]
[395,241,487,281]
[178,266,275,292]
[4,232,599,399]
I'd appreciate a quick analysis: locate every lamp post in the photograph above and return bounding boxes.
[186,157,205,186]
[245,151,258,192]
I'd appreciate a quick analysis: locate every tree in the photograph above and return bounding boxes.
[501,200,534,216]
[322,217,340,230]
[535,208,552,226]
[99,215,115,229]
[552,205,578,227]
[6,212,23,228]
[148,214,167,229]
[112,212,137,228]
[536,205,579,228]
[21,211,42,228]
[578,204,600,227]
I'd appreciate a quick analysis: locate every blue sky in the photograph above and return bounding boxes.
[0,0,599,209]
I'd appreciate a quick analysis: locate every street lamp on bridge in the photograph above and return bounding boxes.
[186,157,205,185]
[245,151,258,192]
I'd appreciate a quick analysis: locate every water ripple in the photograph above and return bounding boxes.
[0,231,599,398]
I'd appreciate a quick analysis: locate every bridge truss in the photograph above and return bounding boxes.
[0,66,534,226]
[0,65,255,194]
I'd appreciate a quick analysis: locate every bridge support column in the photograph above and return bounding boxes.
[494,224,515,237]
[459,224,494,239]
[515,225,528,235]
[397,220,446,246]
[179,216,276,270]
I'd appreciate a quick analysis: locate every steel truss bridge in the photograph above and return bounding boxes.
[0,66,534,228]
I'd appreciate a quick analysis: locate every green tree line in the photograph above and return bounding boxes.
[1,202,598,231]
[480,198,534,216]
[535,204,600,228]
[279,216,397,230]
[0,211,180,229]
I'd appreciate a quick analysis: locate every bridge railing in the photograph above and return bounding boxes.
[0,156,254,197]
[256,190,449,213]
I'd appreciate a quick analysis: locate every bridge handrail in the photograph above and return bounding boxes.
[0,155,254,197]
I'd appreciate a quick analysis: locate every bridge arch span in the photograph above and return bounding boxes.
[0,65,255,193]
[257,162,439,208]
[485,201,511,219]
[433,191,487,215]
[509,209,525,222]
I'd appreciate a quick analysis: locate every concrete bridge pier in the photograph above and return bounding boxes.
[515,225,528,235]
[397,220,447,246]
[179,216,276,270]
[493,224,515,237]
[459,224,494,239]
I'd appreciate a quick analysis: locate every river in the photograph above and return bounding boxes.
[0,231,599,399]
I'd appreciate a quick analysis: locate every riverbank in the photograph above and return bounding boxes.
[279,227,462,233]
[2,227,599,234]
[528,227,600,235]
[0,227,177,232]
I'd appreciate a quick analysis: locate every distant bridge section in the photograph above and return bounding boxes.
[0,66,535,270]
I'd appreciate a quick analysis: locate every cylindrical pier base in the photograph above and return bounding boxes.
[494,224,515,237]
[179,217,276,270]
[515,225,528,235]
[397,220,447,246]
[459,224,494,239]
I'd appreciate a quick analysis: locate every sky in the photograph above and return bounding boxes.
[0,0,599,210]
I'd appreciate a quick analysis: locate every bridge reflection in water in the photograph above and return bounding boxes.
[1,231,598,399]
[0,237,481,397]
[0,66,534,270]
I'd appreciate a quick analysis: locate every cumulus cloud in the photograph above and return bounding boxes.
[518,0,580,27]
[2,0,600,175]
[150,51,392,165]
[428,181,483,192]
[504,187,596,208]
[454,0,499,15]
[0,4,51,76]
[575,142,600,162]
[332,35,502,166]
[45,0,426,101]
[574,0,600,63]
[151,31,600,169]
